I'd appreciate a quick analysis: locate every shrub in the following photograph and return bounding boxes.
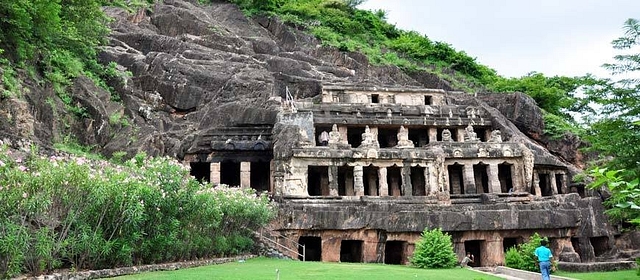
[410,228,457,269]
[0,144,275,277]
[505,233,547,272]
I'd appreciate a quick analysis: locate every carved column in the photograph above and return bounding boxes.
[559,173,568,194]
[354,165,365,196]
[378,167,388,196]
[488,164,501,193]
[425,165,436,195]
[549,171,558,195]
[402,165,413,197]
[329,166,339,196]
[338,125,349,146]
[533,172,542,196]
[428,127,438,143]
[463,164,477,194]
[482,237,505,266]
[240,162,251,188]
[210,162,221,185]
[457,128,465,142]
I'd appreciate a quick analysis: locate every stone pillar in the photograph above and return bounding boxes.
[488,164,501,193]
[402,165,413,197]
[457,128,466,142]
[482,238,505,266]
[322,234,341,262]
[240,162,251,188]
[549,171,558,195]
[329,166,339,196]
[533,172,542,196]
[210,162,221,185]
[559,173,568,194]
[363,241,380,263]
[463,164,477,194]
[425,165,437,195]
[354,165,365,196]
[512,162,525,192]
[454,241,466,260]
[378,167,389,196]
[428,127,438,143]
[338,125,349,146]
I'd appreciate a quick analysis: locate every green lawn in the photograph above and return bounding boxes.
[113,257,501,280]
[555,269,639,280]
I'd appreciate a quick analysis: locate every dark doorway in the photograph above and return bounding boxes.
[411,166,426,196]
[408,128,429,147]
[347,127,366,148]
[473,163,489,194]
[220,161,240,186]
[377,127,398,148]
[437,128,458,142]
[190,162,210,183]
[338,165,354,196]
[503,238,519,252]
[448,164,464,194]
[308,166,329,196]
[385,241,406,264]
[371,94,379,103]
[539,173,553,196]
[498,163,514,193]
[571,238,582,260]
[250,161,270,192]
[387,166,402,196]
[464,240,483,267]
[590,236,610,257]
[363,165,379,196]
[424,95,432,105]
[340,240,363,263]
[475,127,488,142]
[299,236,322,261]
[555,174,564,194]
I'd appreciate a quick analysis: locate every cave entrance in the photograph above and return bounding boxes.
[190,162,210,183]
[503,237,519,252]
[250,161,270,192]
[555,174,564,194]
[347,127,365,148]
[387,165,402,196]
[299,236,322,261]
[220,161,240,186]
[411,166,426,196]
[338,165,355,196]
[340,240,363,263]
[448,164,464,195]
[377,127,398,148]
[364,165,379,196]
[571,238,583,260]
[384,241,406,265]
[408,127,429,147]
[308,166,329,196]
[473,163,489,194]
[498,163,514,193]
[475,127,488,142]
[539,173,553,196]
[590,236,610,257]
[464,240,483,267]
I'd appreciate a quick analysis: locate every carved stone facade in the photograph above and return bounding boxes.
[185,85,617,266]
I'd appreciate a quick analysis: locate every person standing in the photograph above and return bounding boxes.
[534,240,553,280]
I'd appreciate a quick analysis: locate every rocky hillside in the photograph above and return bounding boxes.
[0,0,581,166]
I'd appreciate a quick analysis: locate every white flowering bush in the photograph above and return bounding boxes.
[0,145,275,278]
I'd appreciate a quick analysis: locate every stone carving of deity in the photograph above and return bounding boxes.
[488,129,503,143]
[329,124,341,145]
[441,129,453,142]
[396,125,414,148]
[359,125,379,148]
[464,124,479,142]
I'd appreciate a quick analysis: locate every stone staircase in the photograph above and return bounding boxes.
[253,228,305,261]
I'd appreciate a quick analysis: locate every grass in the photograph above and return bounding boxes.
[555,269,639,280]
[112,257,502,280]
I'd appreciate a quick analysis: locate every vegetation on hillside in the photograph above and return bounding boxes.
[0,144,274,278]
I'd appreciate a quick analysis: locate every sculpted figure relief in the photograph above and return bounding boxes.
[359,125,379,148]
[464,124,479,142]
[396,126,415,148]
[488,130,503,143]
[441,129,453,142]
[328,124,341,145]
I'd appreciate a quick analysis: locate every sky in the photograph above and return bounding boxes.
[359,0,640,78]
